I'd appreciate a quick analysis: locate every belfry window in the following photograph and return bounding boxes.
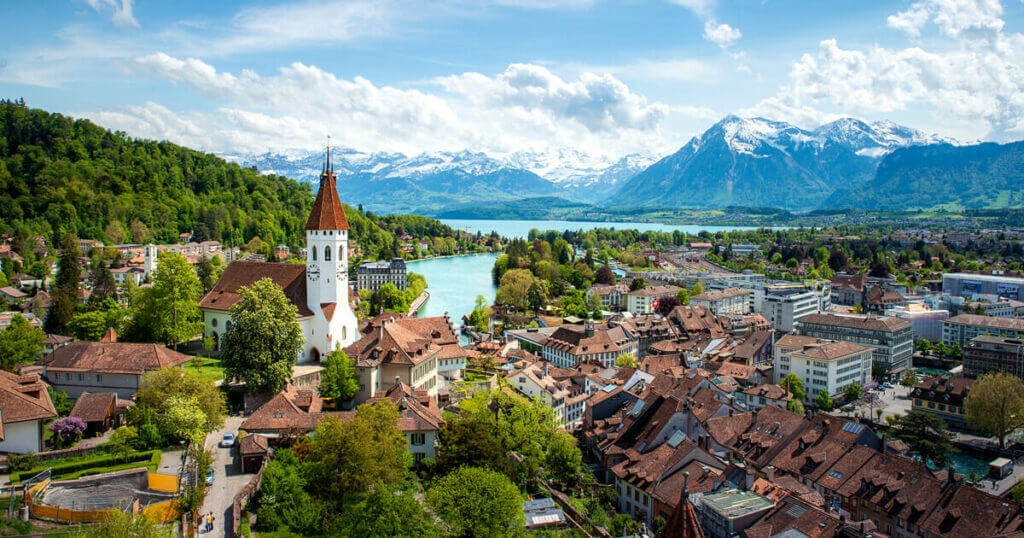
[312,246,317,261]
[325,246,332,261]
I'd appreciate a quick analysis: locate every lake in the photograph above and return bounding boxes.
[440,218,757,239]
[412,220,757,323]
[411,253,498,322]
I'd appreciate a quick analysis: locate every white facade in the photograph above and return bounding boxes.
[762,290,820,332]
[0,420,44,454]
[886,305,949,342]
[775,343,872,400]
[143,244,158,279]
[304,227,359,361]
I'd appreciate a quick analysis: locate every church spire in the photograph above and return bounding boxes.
[306,139,349,231]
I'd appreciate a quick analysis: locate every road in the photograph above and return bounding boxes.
[198,416,253,537]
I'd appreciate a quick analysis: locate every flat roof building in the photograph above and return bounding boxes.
[795,313,913,374]
[943,272,1024,301]
[942,314,1024,348]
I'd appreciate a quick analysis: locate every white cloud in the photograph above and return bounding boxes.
[669,0,713,18]
[748,0,1024,140]
[703,20,741,49]
[83,0,138,28]
[114,54,690,158]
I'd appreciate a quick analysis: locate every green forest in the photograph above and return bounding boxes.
[0,100,479,262]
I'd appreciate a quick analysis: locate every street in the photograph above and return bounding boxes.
[198,416,253,537]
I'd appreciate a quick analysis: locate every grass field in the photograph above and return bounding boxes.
[186,356,225,383]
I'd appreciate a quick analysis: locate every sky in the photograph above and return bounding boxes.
[2,0,1024,161]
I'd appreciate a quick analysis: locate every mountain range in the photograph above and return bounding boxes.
[237,115,1024,215]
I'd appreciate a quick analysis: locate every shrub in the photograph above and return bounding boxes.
[7,452,38,472]
[47,417,87,449]
[10,450,160,483]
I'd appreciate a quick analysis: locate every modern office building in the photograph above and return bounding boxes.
[762,288,822,333]
[942,314,1024,348]
[774,335,873,399]
[943,272,1024,301]
[795,313,913,374]
[963,335,1024,379]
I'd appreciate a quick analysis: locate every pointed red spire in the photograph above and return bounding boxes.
[659,473,706,538]
[305,142,349,231]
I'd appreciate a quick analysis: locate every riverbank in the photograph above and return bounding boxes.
[408,290,430,316]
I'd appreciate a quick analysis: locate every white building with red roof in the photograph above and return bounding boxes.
[199,149,359,363]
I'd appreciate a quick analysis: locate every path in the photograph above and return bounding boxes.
[198,416,251,537]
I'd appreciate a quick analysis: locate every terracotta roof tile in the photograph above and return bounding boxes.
[239,433,270,456]
[69,392,116,423]
[305,168,350,231]
[40,342,192,375]
[0,370,57,424]
[199,261,313,316]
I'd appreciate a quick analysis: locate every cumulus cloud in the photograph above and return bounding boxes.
[748,0,1024,140]
[703,20,742,49]
[83,0,138,28]
[110,54,691,158]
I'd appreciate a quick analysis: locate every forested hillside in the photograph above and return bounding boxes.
[0,100,463,259]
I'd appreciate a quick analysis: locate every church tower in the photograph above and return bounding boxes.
[304,146,359,361]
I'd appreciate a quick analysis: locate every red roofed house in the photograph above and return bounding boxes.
[368,379,444,464]
[345,314,463,403]
[199,149,359,363]
[240,384,322,439]
[69,392,117,435]
[0,370,57,453]
[38,337,193,399]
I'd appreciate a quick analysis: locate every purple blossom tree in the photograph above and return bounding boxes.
[48,416,87,449]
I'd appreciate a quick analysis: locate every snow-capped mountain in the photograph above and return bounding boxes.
[239,146,655,213]
[612,115,954,211]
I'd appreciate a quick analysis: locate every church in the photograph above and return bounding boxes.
[199,151,360,363]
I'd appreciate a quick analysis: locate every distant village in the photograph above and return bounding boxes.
[3,167,1024,537]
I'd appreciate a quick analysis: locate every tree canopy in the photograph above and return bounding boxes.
[220,278,303,394]
[426,466,524,538]
[131,366,226,439]
[890,411,956,467]
[0,313,45,371]
[319,347,359,402]
[780,373,807,400]
[124,251,203,347]
[965,372,1024,449]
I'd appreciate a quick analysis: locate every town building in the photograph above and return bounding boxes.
[943,272,1024,301]
[696,490,775,538]
[910,375,973,429]
[796,313,914,374]
[367,380,444,463]
[200,151,360,362]
[506,360,586,428]
[0,370,57,453]
[38,333,192,399]
[738,384,792,411]
[356,258,408,291]
[942,314,1024,348]
[586,284,629,310]
[963,335,1024,378]
[690,287,751,316]
[761,287,822,333]
[240,384,322,439]
[539,320,638,368]
[344,314,465,402]
[886,303,949,342]
[626,285,682,314]
[773,336,873,400]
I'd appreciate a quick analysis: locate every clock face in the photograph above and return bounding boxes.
[337,265,346,279]
[307,263,321,282]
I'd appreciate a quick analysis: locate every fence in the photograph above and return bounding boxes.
[232,460,267,534]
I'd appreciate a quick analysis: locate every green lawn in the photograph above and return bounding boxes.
[186,356,225,383]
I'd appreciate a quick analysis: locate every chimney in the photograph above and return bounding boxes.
[395,376,402,388]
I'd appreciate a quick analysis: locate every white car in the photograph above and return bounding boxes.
[220,433,236,447]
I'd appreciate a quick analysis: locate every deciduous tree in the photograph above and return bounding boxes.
[780,373,806,400]
[0,313,46,371]
[426,466,524,537]
[126,252,203,347]
[132,367,225,435]
[319,347,359,403]
[496,269,538,310]
[614,353,637,368]
[843,382,864,403]
[815,389,833,411]
[341,486,444,538]
[221,278,303,394]
[965,372,1024,449]
[594,265,615,285]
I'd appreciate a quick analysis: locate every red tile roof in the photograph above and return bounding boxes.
[0,370,57,424]
[198,261,313,316]
[240,385,322,434]
[305,167,349,231]
[40,341,192,375]
[69,392,116,423]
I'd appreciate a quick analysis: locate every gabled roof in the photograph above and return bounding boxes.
[240,433,270,456]
[799,312,911,332]
[199,261,313,316]
[240,385,322,433]
[305,163,350,231]
[40,341,192,375]
[69,392,116,423]
[0,370,57,424]
[347,314,445,367]
[368,381,444,432]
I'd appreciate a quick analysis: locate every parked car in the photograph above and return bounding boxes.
[220,433,236,447]
[205,467,215,486]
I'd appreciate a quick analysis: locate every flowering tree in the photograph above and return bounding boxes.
[48,416,87,449]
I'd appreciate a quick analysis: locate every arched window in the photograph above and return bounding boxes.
[325,246,332,261]
[311,246,317,261]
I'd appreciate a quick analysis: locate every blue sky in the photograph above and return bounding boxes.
[2,0,1024,161]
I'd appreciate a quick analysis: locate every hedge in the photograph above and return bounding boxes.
[11,450,161,484]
